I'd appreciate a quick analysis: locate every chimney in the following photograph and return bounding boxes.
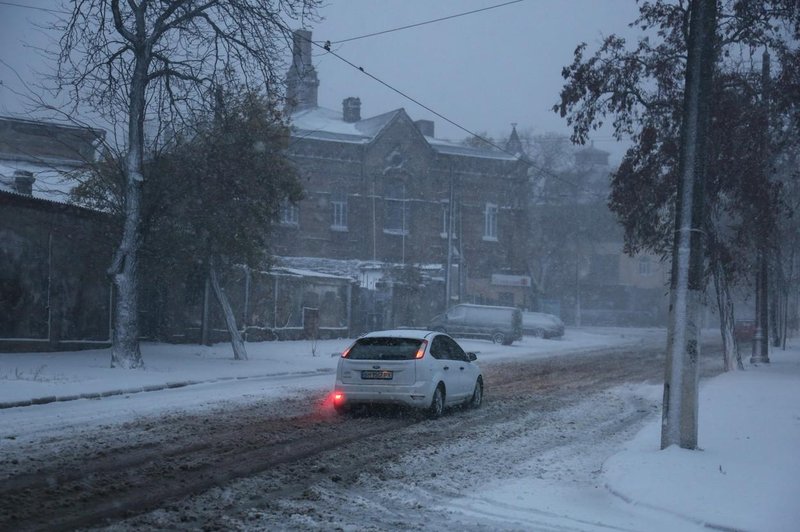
[414,120,434,137]
[285,29,319,113]
[342,97,361,123]
[13,170,34,196]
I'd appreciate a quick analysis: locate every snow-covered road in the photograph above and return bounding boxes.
[0,337,721,531]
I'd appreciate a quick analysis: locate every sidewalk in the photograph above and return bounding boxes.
[0,338,351,408]
[602,346,800,532]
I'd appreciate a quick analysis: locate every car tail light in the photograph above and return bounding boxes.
[341,344,354,358]
[333,392,344,403]
[414,339,428,359]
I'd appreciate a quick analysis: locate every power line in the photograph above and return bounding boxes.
[0,1,70,14]
[294,34,598,194]
[328,0,525,44]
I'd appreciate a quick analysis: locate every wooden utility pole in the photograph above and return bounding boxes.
[661,0,717,450]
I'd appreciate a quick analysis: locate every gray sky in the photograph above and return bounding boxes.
[0,0,641,163]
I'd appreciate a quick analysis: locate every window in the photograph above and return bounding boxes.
[384,182,407,234]
[280,200,299,226]
[639,257,652,276]
[440,201,457,239]
[331,200,347,231]
[348,337,423,360]
[442,336,468,361]
[483,203,498,241]
[430,336,447,360]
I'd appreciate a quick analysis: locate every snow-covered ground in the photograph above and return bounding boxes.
[1,327,798,531]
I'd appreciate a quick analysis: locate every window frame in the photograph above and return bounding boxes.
[331,199,348,231]
[280,200,299,226]
[483,202,498,241]
[383,182,408,235]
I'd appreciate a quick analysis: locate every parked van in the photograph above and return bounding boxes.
[428,304,522,345]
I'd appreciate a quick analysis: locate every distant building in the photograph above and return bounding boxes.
[275,30,531,329]
[527,141,669,326]
[0,116,105,200]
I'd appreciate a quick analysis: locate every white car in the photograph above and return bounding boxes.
[333,330,483,417]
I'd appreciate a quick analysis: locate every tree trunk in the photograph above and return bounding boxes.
[713,260,742,371]
[661,0,716,451]
[109,53,150,370]
[209,258,248,361]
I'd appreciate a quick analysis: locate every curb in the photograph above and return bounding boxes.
[0,369,335,410]
[0,381,196,410]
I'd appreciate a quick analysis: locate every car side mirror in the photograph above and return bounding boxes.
[467,352,477,362]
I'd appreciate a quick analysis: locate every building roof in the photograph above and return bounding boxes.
[0,116,104,167]
[289,106,518,162]
[0,116,104,204]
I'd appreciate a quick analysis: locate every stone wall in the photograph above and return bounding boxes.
[0,191,115,351]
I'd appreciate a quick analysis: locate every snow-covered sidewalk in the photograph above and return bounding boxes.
[454,344,800,532]
[1,327,797,531]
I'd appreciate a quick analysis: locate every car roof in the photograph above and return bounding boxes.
[360,329,437,340]
[454,303,518,311]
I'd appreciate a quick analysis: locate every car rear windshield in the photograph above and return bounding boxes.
[347,337,423,360]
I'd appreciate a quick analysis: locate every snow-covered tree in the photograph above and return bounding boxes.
[54,0,320,368]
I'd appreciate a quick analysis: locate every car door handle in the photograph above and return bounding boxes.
[443,366,450,370]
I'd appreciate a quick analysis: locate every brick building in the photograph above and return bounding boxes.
[275,30,531,328]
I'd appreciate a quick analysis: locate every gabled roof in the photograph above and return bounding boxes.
[289,106,518,162]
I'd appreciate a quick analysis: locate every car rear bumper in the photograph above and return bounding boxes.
[333,381,432,409]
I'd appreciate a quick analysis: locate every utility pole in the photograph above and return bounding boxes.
[445,167,455,307]
[661,0,717,451]
[751,49,771,364]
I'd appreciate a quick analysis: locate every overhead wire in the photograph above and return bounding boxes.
[0,1,70,14]
[328,0,525,44]
[290,30,602,195]
[3,0,614,196]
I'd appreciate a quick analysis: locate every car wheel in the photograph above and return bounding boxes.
[428,384,445,418]
[491,331,506,344]
[469,378,483,409]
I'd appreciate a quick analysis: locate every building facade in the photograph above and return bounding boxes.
[275,30,531,328]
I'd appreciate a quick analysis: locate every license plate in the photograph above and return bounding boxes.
[361,370,393,380]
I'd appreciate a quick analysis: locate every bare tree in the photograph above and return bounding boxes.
[53,0,319,368]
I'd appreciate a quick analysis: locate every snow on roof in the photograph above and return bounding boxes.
[425,136,517,161]
[271,266,352,281]
[289,106,372,144]
[360,329,435,339]
[289,106,518,161]
[0,160,79,204]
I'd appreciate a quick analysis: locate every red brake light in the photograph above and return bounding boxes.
[334,392,344,403]
[414,339,428,359]
[341,344,353,358]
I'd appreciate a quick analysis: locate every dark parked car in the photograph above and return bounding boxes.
[522,311,565,339]
[428,304,522,345]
